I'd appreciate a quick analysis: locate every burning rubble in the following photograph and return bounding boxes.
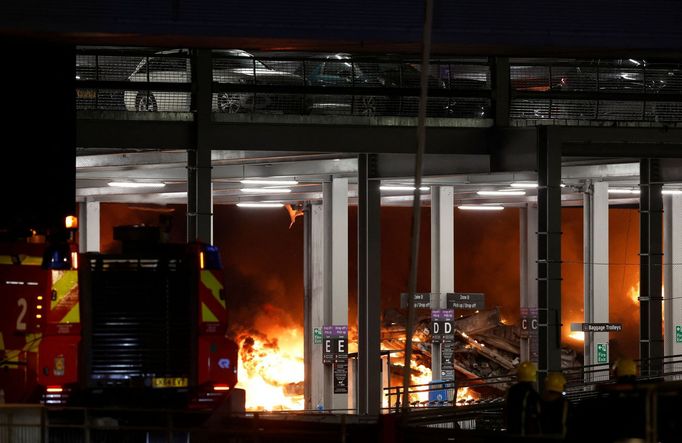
[231,307,583,411]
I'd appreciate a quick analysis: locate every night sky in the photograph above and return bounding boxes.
[100,202,642,360]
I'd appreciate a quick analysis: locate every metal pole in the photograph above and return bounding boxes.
[402,0,433,413]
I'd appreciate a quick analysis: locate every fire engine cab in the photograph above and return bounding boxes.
[0,223,240,410]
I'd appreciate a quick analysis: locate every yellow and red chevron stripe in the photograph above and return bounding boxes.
[1,332,42,368]
[200,270,226,324]
[49,270,80,324]
[0,254,42,265]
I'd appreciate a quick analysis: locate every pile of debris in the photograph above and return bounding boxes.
[380,308,581,398]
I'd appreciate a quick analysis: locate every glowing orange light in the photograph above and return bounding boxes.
[65,216,78,229]
[628,283,640,304]
[456,387,479,404]
[568,331,585,342]
[213,384,230,391]
[46,386,63,393]
[236,328,305,411]
[199,252,205,270]
[71,252,79,270]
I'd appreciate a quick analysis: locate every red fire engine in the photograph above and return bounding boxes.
[0,224,239,409]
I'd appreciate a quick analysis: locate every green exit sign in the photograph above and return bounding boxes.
[676,326,682,343]
[597,343,608,363]
[314,327,323,344]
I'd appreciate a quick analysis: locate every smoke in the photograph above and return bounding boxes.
[213,204,304,331]
[454,208,520,323]
[99,203,186,253]
[562,207,641,360]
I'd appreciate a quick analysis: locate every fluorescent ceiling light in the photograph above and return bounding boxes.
[108,181,166,188]
[476,190,526,196]
[237,202,284,208]
[458,205,504,211]
[241,188,292,194]
[510,182,538,188]
[608,189,640,194]
[380,186,430,191]
[662,189,682,195]
[240,179,298,185]
[159,192,187,198]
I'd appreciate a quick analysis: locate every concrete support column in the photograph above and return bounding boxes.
[187,48,213,244]
[537,127,563,379]
[304,179,350,412]
[583,181,609,381]
[664,194,682,379]
[78,201,100,253]
[304,203,326,410]
[430,186,454,380]
[520,203,538,363]
[357,155,381,415]
[640,159,664,377]
[327,177,349,411]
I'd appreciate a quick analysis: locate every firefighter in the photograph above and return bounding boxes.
[540,371,569,437]
[504,360,541,436]
[594,357,646,441]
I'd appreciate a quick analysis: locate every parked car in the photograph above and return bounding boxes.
[76,54,127,110]
[124,49,304,113]
[552,58,682,121]
[300,53,489,118]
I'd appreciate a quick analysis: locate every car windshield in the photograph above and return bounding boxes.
[132,56,187,75]
[216,57,270,71]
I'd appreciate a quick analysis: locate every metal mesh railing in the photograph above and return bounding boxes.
[76,49,192,112]
[510,58,682,123]
[76,49,682,124]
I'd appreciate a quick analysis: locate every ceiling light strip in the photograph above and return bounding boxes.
[240,179,299,185]
[108,181,166,188]
[458,205,504,211]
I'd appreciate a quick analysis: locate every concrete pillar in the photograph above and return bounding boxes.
[640,159,664,377]
[78,201,100,253]
[327,178,349,411]
[431,186,454,380]
[664,194,682,379]
[188,48,213,244]
[304,203,326,410]
[357,155,381,415]
[520,203,538,363]
[537,127,562,377]
[583,181,609,381]
[304,179,349,412]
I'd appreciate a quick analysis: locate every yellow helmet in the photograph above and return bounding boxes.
[517,360,537,382]
[544,371,567,393]
[614,358,637,378]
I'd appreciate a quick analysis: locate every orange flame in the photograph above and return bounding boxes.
[234,326,481,410]
[568,331,585,342]
[456,387,478,405]
[235,328,304,411]
[628,282,640,304]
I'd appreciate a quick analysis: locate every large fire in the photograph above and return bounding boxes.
[234,327,477,411]
[235,328,305,411]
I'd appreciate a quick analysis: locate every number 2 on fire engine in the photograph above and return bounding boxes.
[16,298,27,331]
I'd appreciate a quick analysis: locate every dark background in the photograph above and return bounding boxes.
[0,40,75,236]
